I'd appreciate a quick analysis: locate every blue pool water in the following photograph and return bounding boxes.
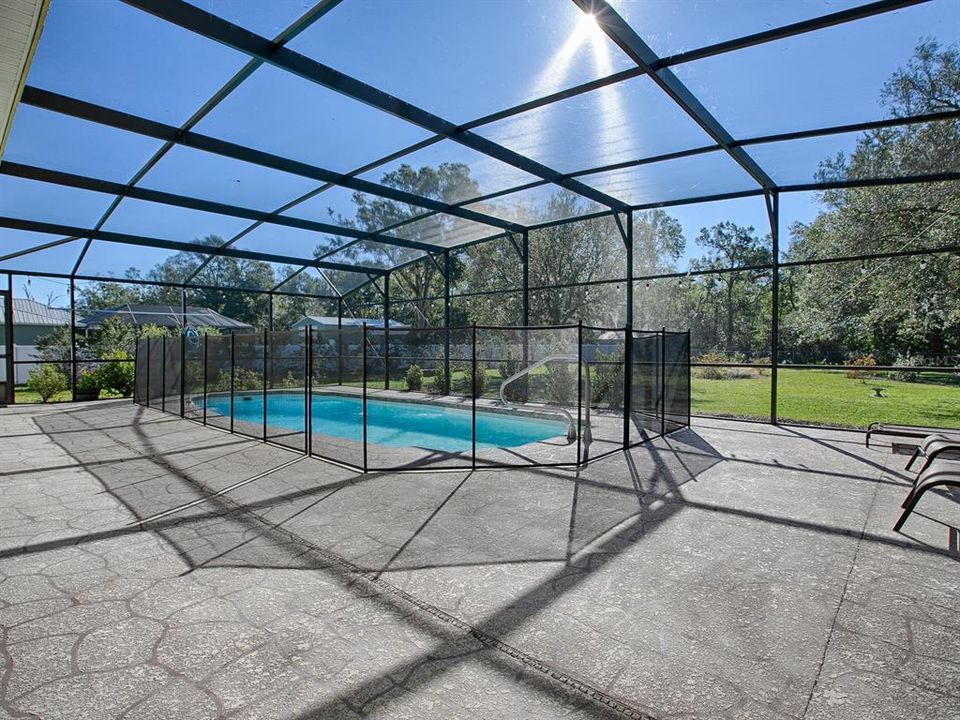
[204,392,566,452]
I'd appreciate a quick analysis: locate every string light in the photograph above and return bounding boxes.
[859,262,867,275]
[919,258,928,270]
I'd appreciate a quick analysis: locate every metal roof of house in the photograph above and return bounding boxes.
[80,303,252,330]
[290,316,407,330]
[7,296,71,326]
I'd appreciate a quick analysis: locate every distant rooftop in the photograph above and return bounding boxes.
[80,304,253,331]
[4,297,72,327]
[291,316,408,330]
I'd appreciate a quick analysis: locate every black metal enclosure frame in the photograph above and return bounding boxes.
[2,0,958,420]
[134,324,691,471]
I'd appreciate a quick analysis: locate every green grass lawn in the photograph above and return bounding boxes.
[693,369,960,429]
[13,386,124,404]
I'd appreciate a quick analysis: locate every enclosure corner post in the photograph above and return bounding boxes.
[471,323,477,470]
[160,334,166,413]
[577,321,583,465]
[229,332,235,434]
[623,324,632,449]
[202,332,208,425]
[443,249,451,396]
[362,322,368,472]
[69,278,77,402]
[305,326,312,456]
[660,327,666,437]
[179,288,186,418]
[337,298,344,386]
[262,328,268,442]
[145,336,151,408]
[383,273,391,391]
[766,190,780,425]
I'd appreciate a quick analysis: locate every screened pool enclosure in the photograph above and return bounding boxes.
[1,0,958,430]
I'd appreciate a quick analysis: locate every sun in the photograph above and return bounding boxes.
[574,12,604,43]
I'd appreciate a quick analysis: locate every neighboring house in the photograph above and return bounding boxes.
[290,316,408,331]
[0,298,73,384]
[80,304,254,333]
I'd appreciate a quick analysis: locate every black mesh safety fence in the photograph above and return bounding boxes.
[475,325,580,468]
[232,332,265,440]
[162,335,182,414]
[266,329,307,452]
[134,338,148,405]
[664,331,692,432]
[147,336,163,408]
[310,326,364,469]
[133,325,690,471]
[582,326,626,463]
[204,334,232,432]
[630,330,663,441]
[366,325,473,471]
[183,334,204,421]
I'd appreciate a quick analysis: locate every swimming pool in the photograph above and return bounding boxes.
[204,392,567,452]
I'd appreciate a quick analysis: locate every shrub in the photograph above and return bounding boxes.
[27,364,67,402]
[75,368,101,393]
[891,354,924,383]
[472,364,487,398]
[430,364,447,394]
[845,355,877,379]
[277,370,300,388]
[544,362,575,405]
[591,351,624,408]
[498,352,521,380]
[405,364,423,391]
[95,351,135,396]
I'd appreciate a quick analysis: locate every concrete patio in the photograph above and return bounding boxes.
[0,399,957,719]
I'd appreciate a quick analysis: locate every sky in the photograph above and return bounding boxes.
[1,0,957,305]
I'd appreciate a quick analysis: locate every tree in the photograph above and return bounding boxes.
[688,222,772,356]
[783,40,960,363]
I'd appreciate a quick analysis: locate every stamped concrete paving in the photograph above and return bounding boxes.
[0,400,957,719]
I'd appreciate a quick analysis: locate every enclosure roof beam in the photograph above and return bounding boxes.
[574,0,776,191]
[0,162,440,254]
[121,0,631,213]
[0,216,388,276]
[20,87,524,236]
[0,268,338,299]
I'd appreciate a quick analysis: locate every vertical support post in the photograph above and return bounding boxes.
[337,298,344,386]
[3,275,15,405]
[686,330,692,427]
[145,336,151,408]
[229,332,235,434]
[660,328,666,437]
[160,334,166,413]
[202,333,208,425]
[180,288,186,418]
[362,322,368,472]
[623,211,634,449]
[262,328,268,441]
[577,322,583,465]
[766,191,780,425]
[383,273,391,391]
[471,323,477,470]
[305,326,312,456]
[443,250,451,396]
[268,292,274,332]
[69,278,77,402]
[521,231,530,402]
[625,211,634,327]
[521,231,530,327]
[622,327,632,449]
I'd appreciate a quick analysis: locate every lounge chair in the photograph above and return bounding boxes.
[894,459,960,532]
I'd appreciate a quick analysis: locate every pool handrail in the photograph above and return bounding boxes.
[499,355,591,444]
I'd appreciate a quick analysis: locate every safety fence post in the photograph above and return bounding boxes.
[471,323,477,470]
[202,333,208,426]
[622,324,632,449]
[229,332,235,434]
[161,334,166,413]
[262,328,268,441]
[577,322,583,465]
